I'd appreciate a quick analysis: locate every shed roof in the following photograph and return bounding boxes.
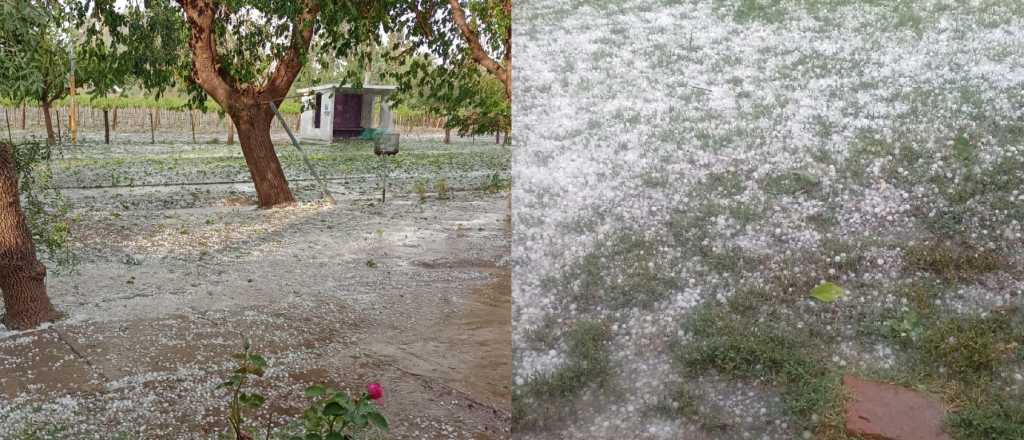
[296,83,397,95]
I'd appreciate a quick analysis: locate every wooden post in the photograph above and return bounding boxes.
[189,109,196,143]
[4,107,11,143]
[69,70,77,145]
[149,110,155,144]
[55,108,62,143]
[103,109,110,144]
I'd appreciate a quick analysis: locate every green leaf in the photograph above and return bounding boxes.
[249,354,268,369]
[239,393,265,408]
[350,414,367,427]
[305,384,326,397]
[304,434,322,440]
[810,282,845,302]
[337,394,355,410]
[367,412,389,430]
[323,402,346,417]
[325,433,343,440]
[952,134,977,163]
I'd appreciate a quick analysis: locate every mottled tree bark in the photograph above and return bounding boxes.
[0,143,59,330]
[230,106,295,207]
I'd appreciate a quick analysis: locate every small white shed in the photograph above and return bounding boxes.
[297,84,397,142]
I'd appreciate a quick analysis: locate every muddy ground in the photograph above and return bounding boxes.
[0,133,511,439]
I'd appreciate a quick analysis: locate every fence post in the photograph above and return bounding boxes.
[55,108,62,143]
[4,107,11,143]
[189,109,196,143]
[103,109,110,144]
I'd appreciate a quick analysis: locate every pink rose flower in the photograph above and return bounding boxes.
[367,382,384,400]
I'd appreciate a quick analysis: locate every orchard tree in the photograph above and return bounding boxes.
[88,0,390,208]
[0,0,70,330]
[445,65,509,143]
[386,2,511,216]
[390,0,511,103]
[405,59,508,144]
[0,0,73,146]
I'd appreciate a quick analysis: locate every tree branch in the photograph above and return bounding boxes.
[261,0,321,101]
[446,0,505,81]
[178,0,236,108]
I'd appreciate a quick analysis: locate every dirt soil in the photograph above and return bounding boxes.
[0,181,511,439]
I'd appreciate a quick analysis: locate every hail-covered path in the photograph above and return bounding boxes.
[1,134,512,439]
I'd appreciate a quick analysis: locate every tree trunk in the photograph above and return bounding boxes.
[149,110,155,144]
[444,127,451,144]
[112,108,118,131]
[231,107,296,208]
[20,104,25,130]
[0,143,59,330]
[496,131,501,144]
[41,101,55,145]
[226,120,234,145]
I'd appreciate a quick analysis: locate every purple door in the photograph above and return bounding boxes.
[333,94,363,138]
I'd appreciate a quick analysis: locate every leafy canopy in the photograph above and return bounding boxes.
[82,0,392,108]
[0,0,73,105]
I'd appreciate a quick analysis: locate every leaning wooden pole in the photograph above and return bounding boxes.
[269,101,334,204]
